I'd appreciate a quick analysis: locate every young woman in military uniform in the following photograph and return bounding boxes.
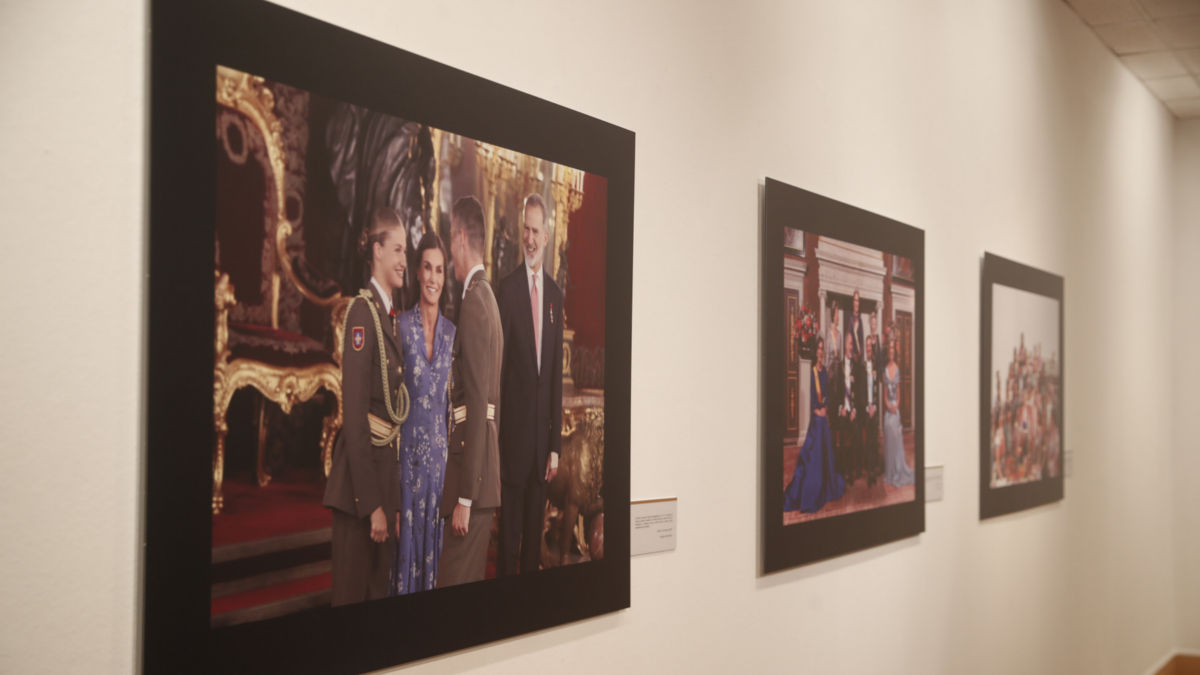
[322,207,411,606]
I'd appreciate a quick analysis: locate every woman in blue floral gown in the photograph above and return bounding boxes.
[391,232,456,594]
[783,337,845,513]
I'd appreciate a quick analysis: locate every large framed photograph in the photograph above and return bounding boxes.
[761,178,924,573]
[979,253,1063,519]
[145,0,633,672]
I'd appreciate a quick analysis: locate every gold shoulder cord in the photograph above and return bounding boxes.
[344,291,410,446]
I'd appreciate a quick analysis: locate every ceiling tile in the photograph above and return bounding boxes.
[1067,0,1145,25]
[1153,15,1200,46]
[1164,96,1200,116]
[1178,47,1200,71]
[1095,21,1167,52]
[1121,50,1189,75]
[1143,74,1200,97]
[1138,0,1200,19]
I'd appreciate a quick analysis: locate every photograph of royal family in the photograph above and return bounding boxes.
[988,284,1062,488]
[780,229,918,525]
[326,194,564,602]
[210,65,607,625]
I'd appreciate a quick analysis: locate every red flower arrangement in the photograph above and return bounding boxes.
[794,305,818,359]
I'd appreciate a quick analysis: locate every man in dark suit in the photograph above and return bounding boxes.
[869,311,884,374]
[832,332,861,485]
[437,196,503,588]
[496,193,563,576]
[848,289,864,364]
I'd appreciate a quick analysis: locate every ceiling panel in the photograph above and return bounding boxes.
[1067,0,1145,24]
[1178,47,1200,71]
[1165,96,1200,114]
[1121,50,1190,76]
[1144,74,1200,96]
[1154,15,1200,46]
[1139,0,1200,19]
[1095,22,1168,51]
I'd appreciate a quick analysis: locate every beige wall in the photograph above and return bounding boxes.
[1173,119,1200,651]
[0,1,1193,673]
[0,1,146,673]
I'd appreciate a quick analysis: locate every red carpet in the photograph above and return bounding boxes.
[211,572,331,616]
[213,476,331,548]
[210,477,499,623]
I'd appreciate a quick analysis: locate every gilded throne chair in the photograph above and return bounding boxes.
[212,66,350,514]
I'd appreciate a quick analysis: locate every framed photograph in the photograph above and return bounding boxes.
[979,253,1064,519]
[145,0,633,672]
[761,178,924,573]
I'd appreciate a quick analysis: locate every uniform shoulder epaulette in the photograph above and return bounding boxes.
[344,289,410,444]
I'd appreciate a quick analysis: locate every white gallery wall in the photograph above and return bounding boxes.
[0,1,1194,673]
[1173,118,1200,651]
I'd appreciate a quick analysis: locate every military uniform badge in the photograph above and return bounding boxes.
[352,326,365,351]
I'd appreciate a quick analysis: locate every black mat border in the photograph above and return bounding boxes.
[760,178,925,574]
[978,252,1064,520]
[146,1,633,672]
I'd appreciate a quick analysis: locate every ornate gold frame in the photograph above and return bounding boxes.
[440,135,583,283]
[212,66,348,514]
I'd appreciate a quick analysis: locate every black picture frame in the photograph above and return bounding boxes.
[761,178,924,574]
[145,1,633,672]
[979,253,1064,519]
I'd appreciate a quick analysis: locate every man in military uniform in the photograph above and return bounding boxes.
[437,195,503,588]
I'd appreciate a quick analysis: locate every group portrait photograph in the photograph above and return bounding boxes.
[779,228,919,525]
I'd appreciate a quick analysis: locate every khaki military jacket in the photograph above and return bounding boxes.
[439,274,503,516]
[323,287,404,524]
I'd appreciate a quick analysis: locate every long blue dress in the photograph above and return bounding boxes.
[783,364,845,513]
[391,306,455,594]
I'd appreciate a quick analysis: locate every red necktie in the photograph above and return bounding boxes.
[531,272,540,369]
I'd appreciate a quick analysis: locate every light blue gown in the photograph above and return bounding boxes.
[883,366,914,487]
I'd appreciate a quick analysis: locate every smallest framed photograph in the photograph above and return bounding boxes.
[979,252,1064,519]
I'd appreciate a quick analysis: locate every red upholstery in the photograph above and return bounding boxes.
[228,322,335,367]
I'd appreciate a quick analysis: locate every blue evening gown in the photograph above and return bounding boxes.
[783,364,845,513]
[391,306,455,594]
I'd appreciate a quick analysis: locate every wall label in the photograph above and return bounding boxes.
[631,498,677,556]
[926,465,944,502]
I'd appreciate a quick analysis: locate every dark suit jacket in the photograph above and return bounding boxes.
[829,357,848,429]
[439,274,503,517]
[849,316,864,362]
[323,288,403,524]
[853,359,872,423]
[830,357,864,430]
[497,265,563,488]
